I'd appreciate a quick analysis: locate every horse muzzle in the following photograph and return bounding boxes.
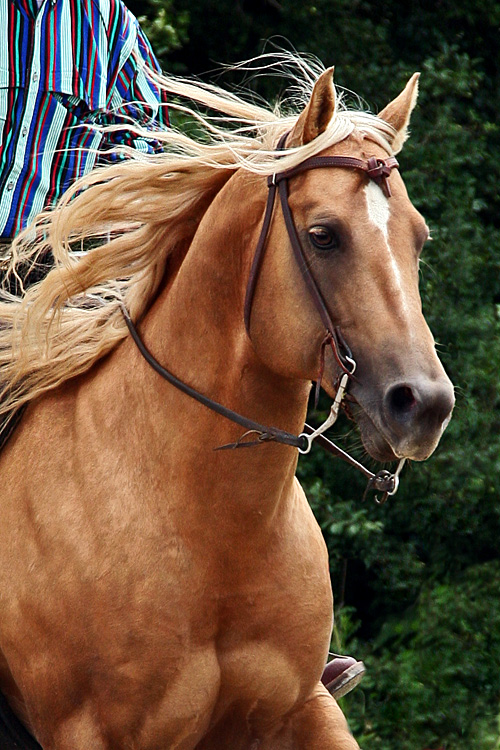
[353,374,455,462]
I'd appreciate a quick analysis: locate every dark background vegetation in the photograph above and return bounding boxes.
[128,1,500,747]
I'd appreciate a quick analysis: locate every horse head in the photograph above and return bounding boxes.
[246,69,454,463]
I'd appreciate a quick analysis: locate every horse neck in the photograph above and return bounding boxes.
[133,169,311,515]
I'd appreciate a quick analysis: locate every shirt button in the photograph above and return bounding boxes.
[7,182,14,191]
[22,127,28,137]
[33,72,39,82]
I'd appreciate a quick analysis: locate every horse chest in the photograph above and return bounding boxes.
[0,429,333,747]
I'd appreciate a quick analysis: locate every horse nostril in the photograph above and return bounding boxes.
[375,376,454,459]
[387,384,418,417]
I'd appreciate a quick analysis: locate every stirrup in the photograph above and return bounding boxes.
[321,655,366,699]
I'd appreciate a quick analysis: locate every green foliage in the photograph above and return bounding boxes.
[152,1,500,747]
[343,563,500,749]
[127,0,189,67]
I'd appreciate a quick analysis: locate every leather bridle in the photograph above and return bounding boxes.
[121,135,405,503]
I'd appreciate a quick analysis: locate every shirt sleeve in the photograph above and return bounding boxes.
[98,0,169,158]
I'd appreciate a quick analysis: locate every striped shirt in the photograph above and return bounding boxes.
[0,0,168,237]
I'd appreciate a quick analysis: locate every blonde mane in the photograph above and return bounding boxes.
[0,54,395,417]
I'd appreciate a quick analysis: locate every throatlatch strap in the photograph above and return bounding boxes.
[121,305,308,451]
[243,178,278,335]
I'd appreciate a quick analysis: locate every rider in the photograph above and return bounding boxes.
[0,0,168,280]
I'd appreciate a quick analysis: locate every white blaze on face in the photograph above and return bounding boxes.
[364,181,390,239]
[363,180,406,305]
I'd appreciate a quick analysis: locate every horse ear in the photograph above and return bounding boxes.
[288,67,336,147]
[378,72,420,153]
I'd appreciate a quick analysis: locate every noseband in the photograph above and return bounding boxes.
[122,136,404,503]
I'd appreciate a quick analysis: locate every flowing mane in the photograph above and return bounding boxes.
[0,54,395,417]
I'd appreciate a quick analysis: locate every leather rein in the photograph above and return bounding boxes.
[121,136,405,503]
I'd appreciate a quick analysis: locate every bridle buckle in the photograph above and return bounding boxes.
[366,156,397,197]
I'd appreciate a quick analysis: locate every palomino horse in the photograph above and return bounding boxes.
[0,61,454,749]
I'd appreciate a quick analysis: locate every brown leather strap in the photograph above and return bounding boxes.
[121,304,308,451]
[243,149,399,339]
[276,175,336,338]
[273,155,399,197]
[243,179,278,336]
[275,175,355,376]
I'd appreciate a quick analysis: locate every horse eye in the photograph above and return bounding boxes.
[308,225,340,251]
